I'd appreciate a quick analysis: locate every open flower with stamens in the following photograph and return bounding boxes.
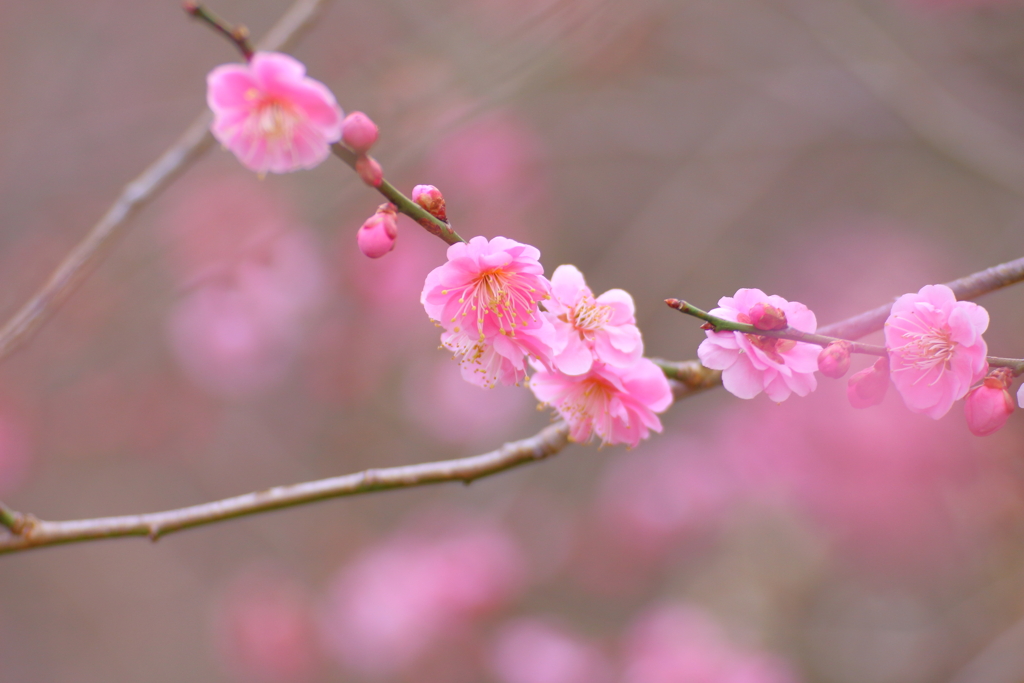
[422,236,556,388]
[885,284,989,419]
[529,359,672,448]
[542,265,643,375]
[207,52,344,174]
[697,288,820,401]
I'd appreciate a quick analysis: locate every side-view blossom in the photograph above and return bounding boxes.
[422,236,556,388]
[885,284,989,419]
[697,288,819,402]
[530,358,672,448]
[964,369,1015,436]
[847,357,889,409]
[542,265,643,375]
[207,52,344,174]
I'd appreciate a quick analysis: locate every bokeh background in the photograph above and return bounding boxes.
[4,0,1024,681]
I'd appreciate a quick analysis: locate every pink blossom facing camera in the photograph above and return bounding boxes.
[207,52,344,174]
[885,284,989,419]
[542,265,643,375]
[421,236,556,388]
[489,618,612,683]
[529,358,672,448]
[698,288,820,402]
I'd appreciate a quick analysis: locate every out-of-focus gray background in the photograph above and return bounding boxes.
[5,0,1024,681]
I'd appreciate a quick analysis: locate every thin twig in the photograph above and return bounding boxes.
[0,422,571,554]
[331,144,465,245]
[184,2,255,61]
[0,0,331,363]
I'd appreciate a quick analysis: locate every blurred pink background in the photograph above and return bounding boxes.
[5,0,1024,681]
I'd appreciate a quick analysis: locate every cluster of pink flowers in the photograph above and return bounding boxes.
[421,241,672,447]
[700,283,1018,436]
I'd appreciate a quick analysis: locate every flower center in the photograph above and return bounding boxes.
[893,327,956,373]
[747,335,795,363]
[448,268,540,338]
[570,296,613,332]
[255,101,296,139]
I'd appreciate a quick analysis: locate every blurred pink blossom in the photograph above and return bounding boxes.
[698,289,819,402]
[341,111,379,154]
[490,618,612,683]
[167,228,325,398]
[207,52,343,174]
[885,284,988,419]
[403,358,532,447]
[421,236,555,388]
[543,265,643,375]
[621,605,799,683]
[212,568,322,683]
[320,517,525,678]
[529,358,672,447]
[847,357,890,409]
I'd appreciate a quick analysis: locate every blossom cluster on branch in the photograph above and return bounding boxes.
[685,283,1017,436]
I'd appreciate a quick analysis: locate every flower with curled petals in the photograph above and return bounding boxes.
[207,52,344,174]
[542,265,643,375]
[530,359,672,448]
[697,288,819,402]
[422,236,556,388]
[885,284,989,419]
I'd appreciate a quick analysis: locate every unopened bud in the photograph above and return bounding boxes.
[357,204,398,259]
[341,112,379,154]
[411,184,447,222]
[964,370,1015,436]
[355,155,383,187]
[818,340,852,379]
[847,356,889,409]
[748,302,787,331]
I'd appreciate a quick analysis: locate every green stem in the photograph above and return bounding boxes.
[0,502,21,533]
[331,144,466,245]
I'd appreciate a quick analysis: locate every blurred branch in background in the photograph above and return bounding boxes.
[3,252,1023,555]
[0,0,330,363]
[783,0,1024,198]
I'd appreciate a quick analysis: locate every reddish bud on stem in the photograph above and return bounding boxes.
[355,155,383,187]
[818,340,852,379]
[357,204,398,259]
[411,185,447,222]
[847,357,889,408]
[748,302,787,331]
[964,369,1015,436]
[341,112,379,154]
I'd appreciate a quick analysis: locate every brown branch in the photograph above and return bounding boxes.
[0,0,331,363]
[0,422,571,554]
[3,254,1024,555]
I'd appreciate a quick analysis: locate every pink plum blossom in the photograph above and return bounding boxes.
[212,568,322,683]
[542,265,643,375]
[320,518,525,678]
[698,289,819,401]
[489,618,612,683]
[885,284,989,419]
[964,371,1014,436]
[529,358,672,448]
[207,52,344,174]
[421,236,556,387]
[621,604,800,683]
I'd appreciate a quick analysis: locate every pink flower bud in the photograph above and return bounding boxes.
[355,155,383,187]
[964,371,1015,436]
[748,302,787,331]
[341,112,379,154]
[818,340,852,379]
[411,185,447,222]
[847,357,889,409]
[357,205,398,259]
